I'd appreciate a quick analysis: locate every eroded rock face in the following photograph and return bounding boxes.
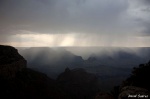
[0,45,26,78]
[119,86,150,99]
[57,68,100,99]
[0,45,66,99]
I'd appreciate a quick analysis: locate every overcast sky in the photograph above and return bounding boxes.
[0,0,150,47]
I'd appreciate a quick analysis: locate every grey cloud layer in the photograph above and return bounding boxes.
[0,0,129,33]
[0,0,150,43]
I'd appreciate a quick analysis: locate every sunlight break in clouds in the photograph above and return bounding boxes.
[7,31,150,47]
[9,31,76,47]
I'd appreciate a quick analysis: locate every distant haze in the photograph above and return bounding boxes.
[65,47,142,59]
[18,47,150,90]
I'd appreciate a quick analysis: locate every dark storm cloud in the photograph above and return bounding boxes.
[0,0,56,33]
[0,0,58,42]
[0,0,129,35]
[0,0,150,46]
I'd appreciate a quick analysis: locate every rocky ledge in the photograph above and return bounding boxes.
[119,86,150,99]
[0,45,26,78]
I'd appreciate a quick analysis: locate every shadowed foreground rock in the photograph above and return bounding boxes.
[122,61,150,91]
[0,45,26,78]
[95,60,150,99]
[57,68,100,99]
[0,45,66,99]
[119,86,150,99]
[118,61,150,99]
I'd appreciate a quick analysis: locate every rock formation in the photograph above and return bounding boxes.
[57,68,100,99]
[95,60,150,99]
[0,45,66,99]
[0,45,26,78]
[119,86,150,99]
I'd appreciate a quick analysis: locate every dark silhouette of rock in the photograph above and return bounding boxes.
[57,68,100,99]
[0,45,66,99]
[111,60,150,99]
[0,45,26,65]
[0,45,26,78]
[122,61,150,91]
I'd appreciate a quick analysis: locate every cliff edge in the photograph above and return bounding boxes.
[0,45,26,78]
[0,45,65,99]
